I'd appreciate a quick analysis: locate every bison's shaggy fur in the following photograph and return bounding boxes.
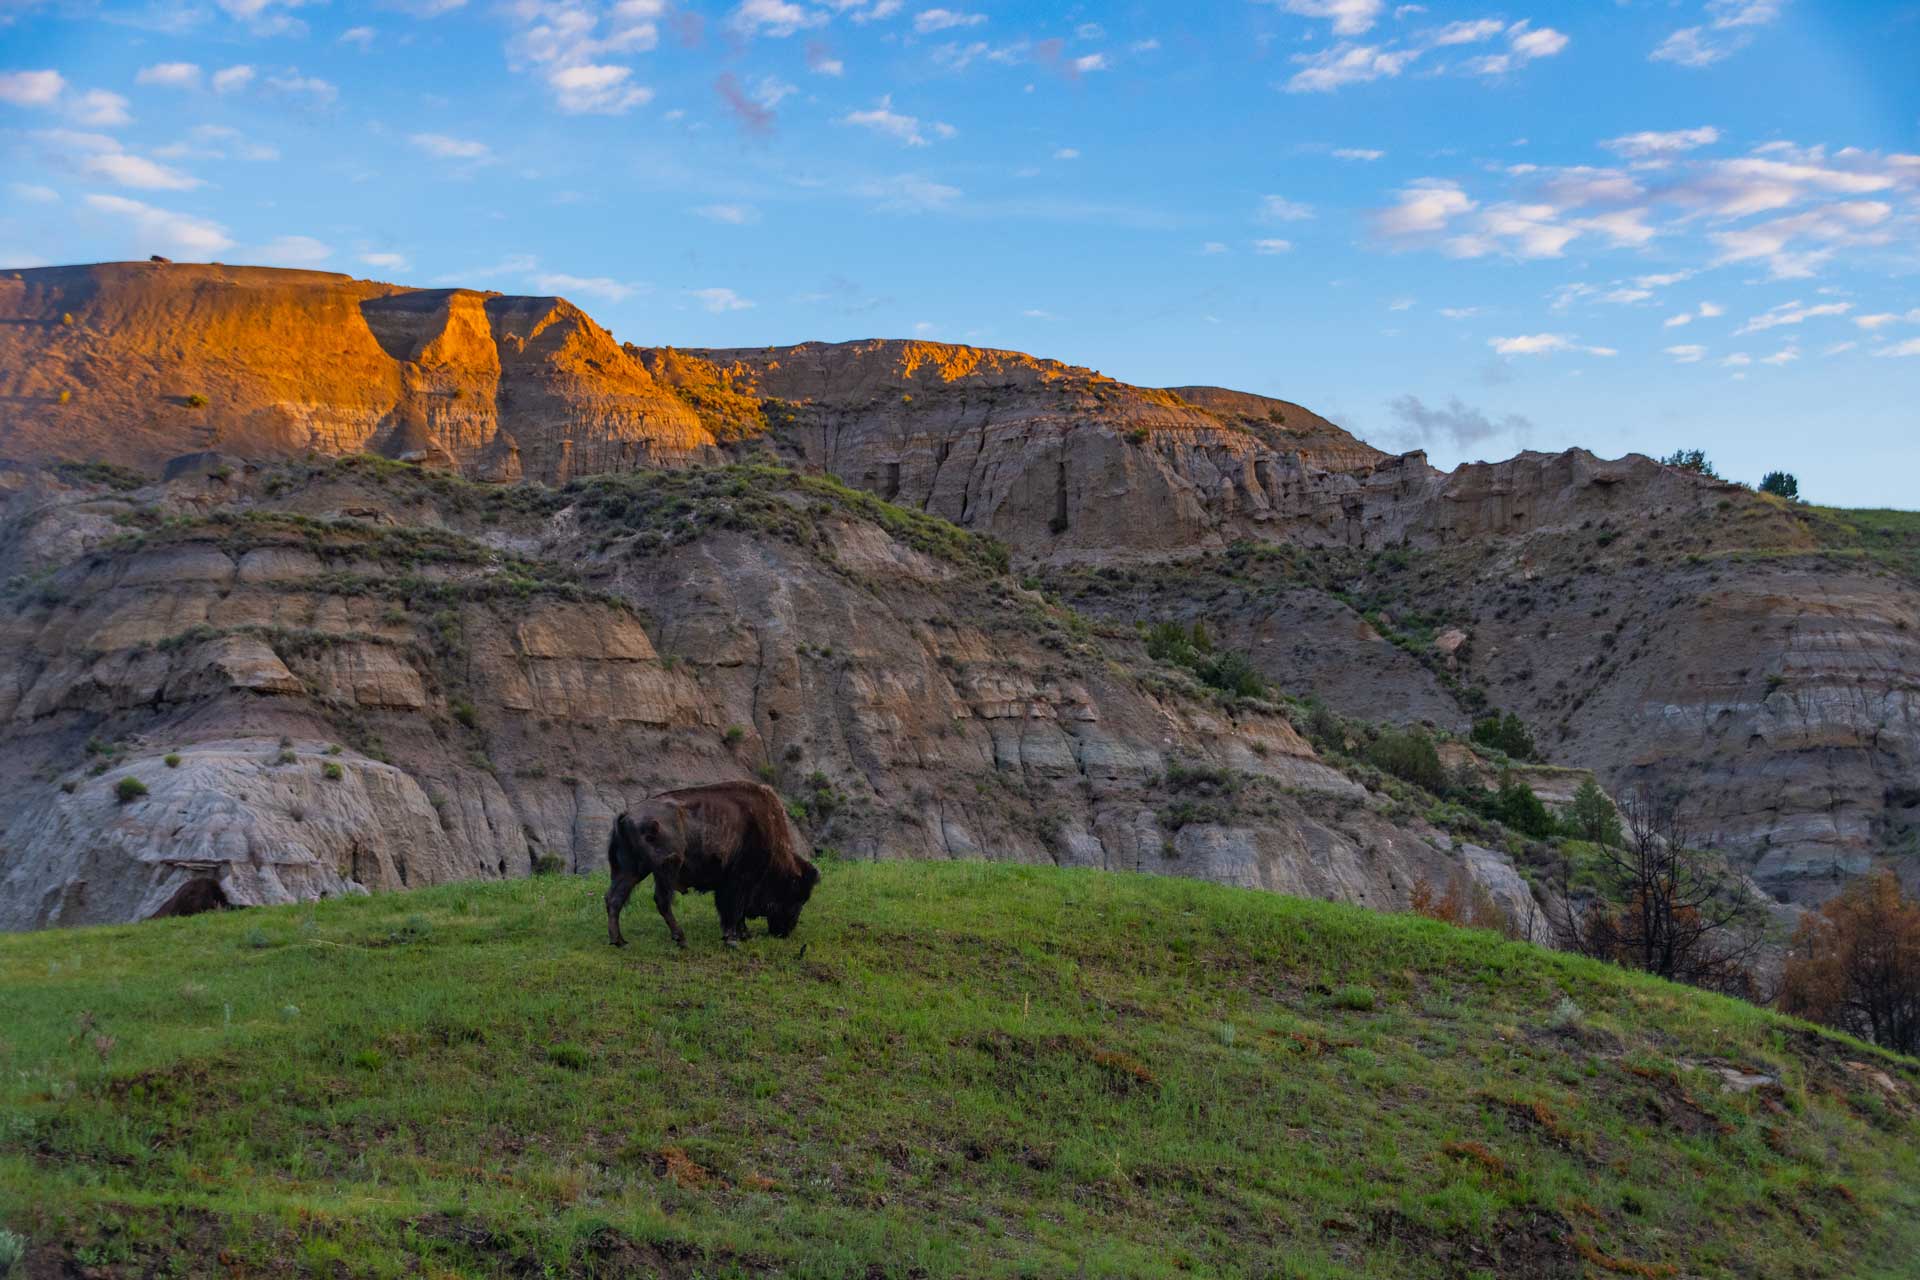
[606,781,820,949]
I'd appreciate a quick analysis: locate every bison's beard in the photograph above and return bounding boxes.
[764,903,803,938]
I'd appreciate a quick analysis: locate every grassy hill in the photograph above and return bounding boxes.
[2,863,1916,1279]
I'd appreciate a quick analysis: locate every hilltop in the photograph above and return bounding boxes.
[1,860,1916,1277]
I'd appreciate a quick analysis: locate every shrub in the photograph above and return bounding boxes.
[321,762,344,781]
[115,776,149,804]
[1758,470,1799,501]
[723,724,746,745]
[1332,985,1376,1012]
[184,393,209,409]
[1367,728,1445,792]
[1659,448,1719,479]
[450,699,477,728]
[533,853,566,876]
[1410,873,1509,932]
[0,1227,23,1275]
[1470,711,1537,761]
[1781,871,1920,1054]
[1562,778,1622,847]
[1489,776,1556,839]
[276,749,297,765]
[163,753,181,769]
[57,389,70,405]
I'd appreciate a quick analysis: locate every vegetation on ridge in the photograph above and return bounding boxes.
[1,861,1915,1278]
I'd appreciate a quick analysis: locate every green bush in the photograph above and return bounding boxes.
[533,853,565,876]
[115,776,149,804]
[184,393,209,409]
[1488,776,1556,839]
[1562,778,1622,847]
[163,753,181,769]
[322,762,344,781]
[451,699,477,728]
[1470,711,1537,761]
[1332,985,1376,1012]
[1660,448,1719,479]
[1367,729,1445,792]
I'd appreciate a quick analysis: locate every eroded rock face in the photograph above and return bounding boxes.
[0,464,1540,930]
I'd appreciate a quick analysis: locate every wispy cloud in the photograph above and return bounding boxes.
[1489,333,1617,357]
[84,193,232,255]
[1734,299,1851,335]
[135,62,201,89]
[409,132,492,161]
[914,8,986,34]
[534,272,642,302]
[840,95,955,146]
[1652,0,1789,67]
[687,286,755,312]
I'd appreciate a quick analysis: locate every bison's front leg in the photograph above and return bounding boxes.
[605,872,640,947]
[653,873,687,949]
[715,884,748,949]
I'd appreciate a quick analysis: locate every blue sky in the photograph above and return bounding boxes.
[2,0,1917,506]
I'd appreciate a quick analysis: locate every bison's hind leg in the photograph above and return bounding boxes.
[715,884,748,949]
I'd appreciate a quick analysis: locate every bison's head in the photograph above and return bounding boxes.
[763,859,821,939]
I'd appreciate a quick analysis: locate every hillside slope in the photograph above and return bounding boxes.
[0,457,1544,931]
[1,861,1916,1278]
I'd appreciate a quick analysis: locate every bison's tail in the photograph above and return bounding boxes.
[607,814,626,874]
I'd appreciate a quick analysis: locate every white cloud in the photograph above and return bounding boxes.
[1699,301,1725,318]
[1333,147,1384,161]
[1710,200,1892,278]
[1853,310,1920,330]
[729,0,825,37]
[11,182,59,203]
[1373,178,1473,237]
[1507,23,1569,60]
[84,193,233,255]
[1636,271,1694,288]
[0,70,66,107]
[533,272,639,301]
[1200,241,1228,255]
[1429,18,1503,45]
[1602,126,1720,160]
[1259,194,1314,221]
[914,8,985,33]
[340,26,376,47]
[1666,300,1725,327]
[1072,53,1108,73]
[548,64,651,114]
[1758,345,1799,365]
[1438,306,1479,319]
[1053,147,1079,160]
[360,251,409,270]
[265,72,337,105]
[409,132,493,161]
[1387,297,1414,311]
[211,66,256,94]
[695,204,757,224]
[688,286,754,312]
[1822,341,1857,356]
[1286,42,1419,92]
[1722,352,1753,366]
[1665,344,1707,363]
[82,151,200,190]
[69,89,132,126]
[136,62,202,89]
[1652,0,1787,67]
[1252,239,1293,254]
[1276,0,1385,37]
[1489,333,1616,357]
[1021,308,1054,318]
[1873,338,1920,358]
[841,95,952,146]
[1735,299,1851,335]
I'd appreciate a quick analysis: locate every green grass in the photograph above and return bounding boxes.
[1,862,1915,1278]
[1802,505,1920,579]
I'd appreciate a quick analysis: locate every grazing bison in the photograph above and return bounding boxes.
[606,781,820,949]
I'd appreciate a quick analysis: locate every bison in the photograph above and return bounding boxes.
[606,781,820,949]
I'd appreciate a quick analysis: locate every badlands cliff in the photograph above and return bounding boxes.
[0,260,1914,927]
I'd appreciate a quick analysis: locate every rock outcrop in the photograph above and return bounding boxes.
[0,460,1543,931]
[0,263,711,483]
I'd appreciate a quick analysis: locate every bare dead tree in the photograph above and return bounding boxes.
[1551,788,1768,996]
